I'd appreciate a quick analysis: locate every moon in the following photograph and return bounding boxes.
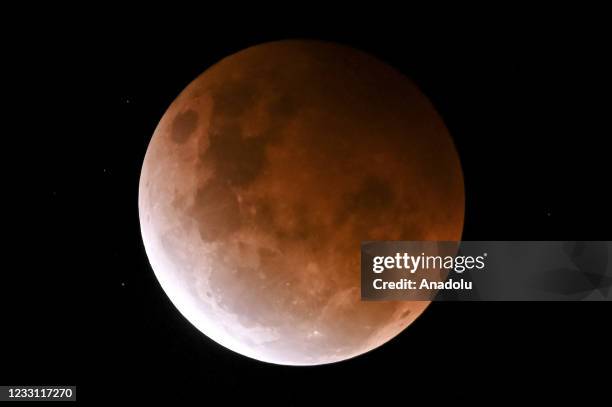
[139,40,464,365]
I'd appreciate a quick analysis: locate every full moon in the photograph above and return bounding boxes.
[139,41,464,365]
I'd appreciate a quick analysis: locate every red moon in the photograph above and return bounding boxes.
[139,41,464,365]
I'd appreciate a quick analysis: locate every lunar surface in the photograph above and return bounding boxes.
[139,41,464,365]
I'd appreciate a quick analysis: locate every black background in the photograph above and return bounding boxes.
[3,12,610,404]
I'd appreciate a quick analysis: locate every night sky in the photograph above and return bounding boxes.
[3,14,610,404]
